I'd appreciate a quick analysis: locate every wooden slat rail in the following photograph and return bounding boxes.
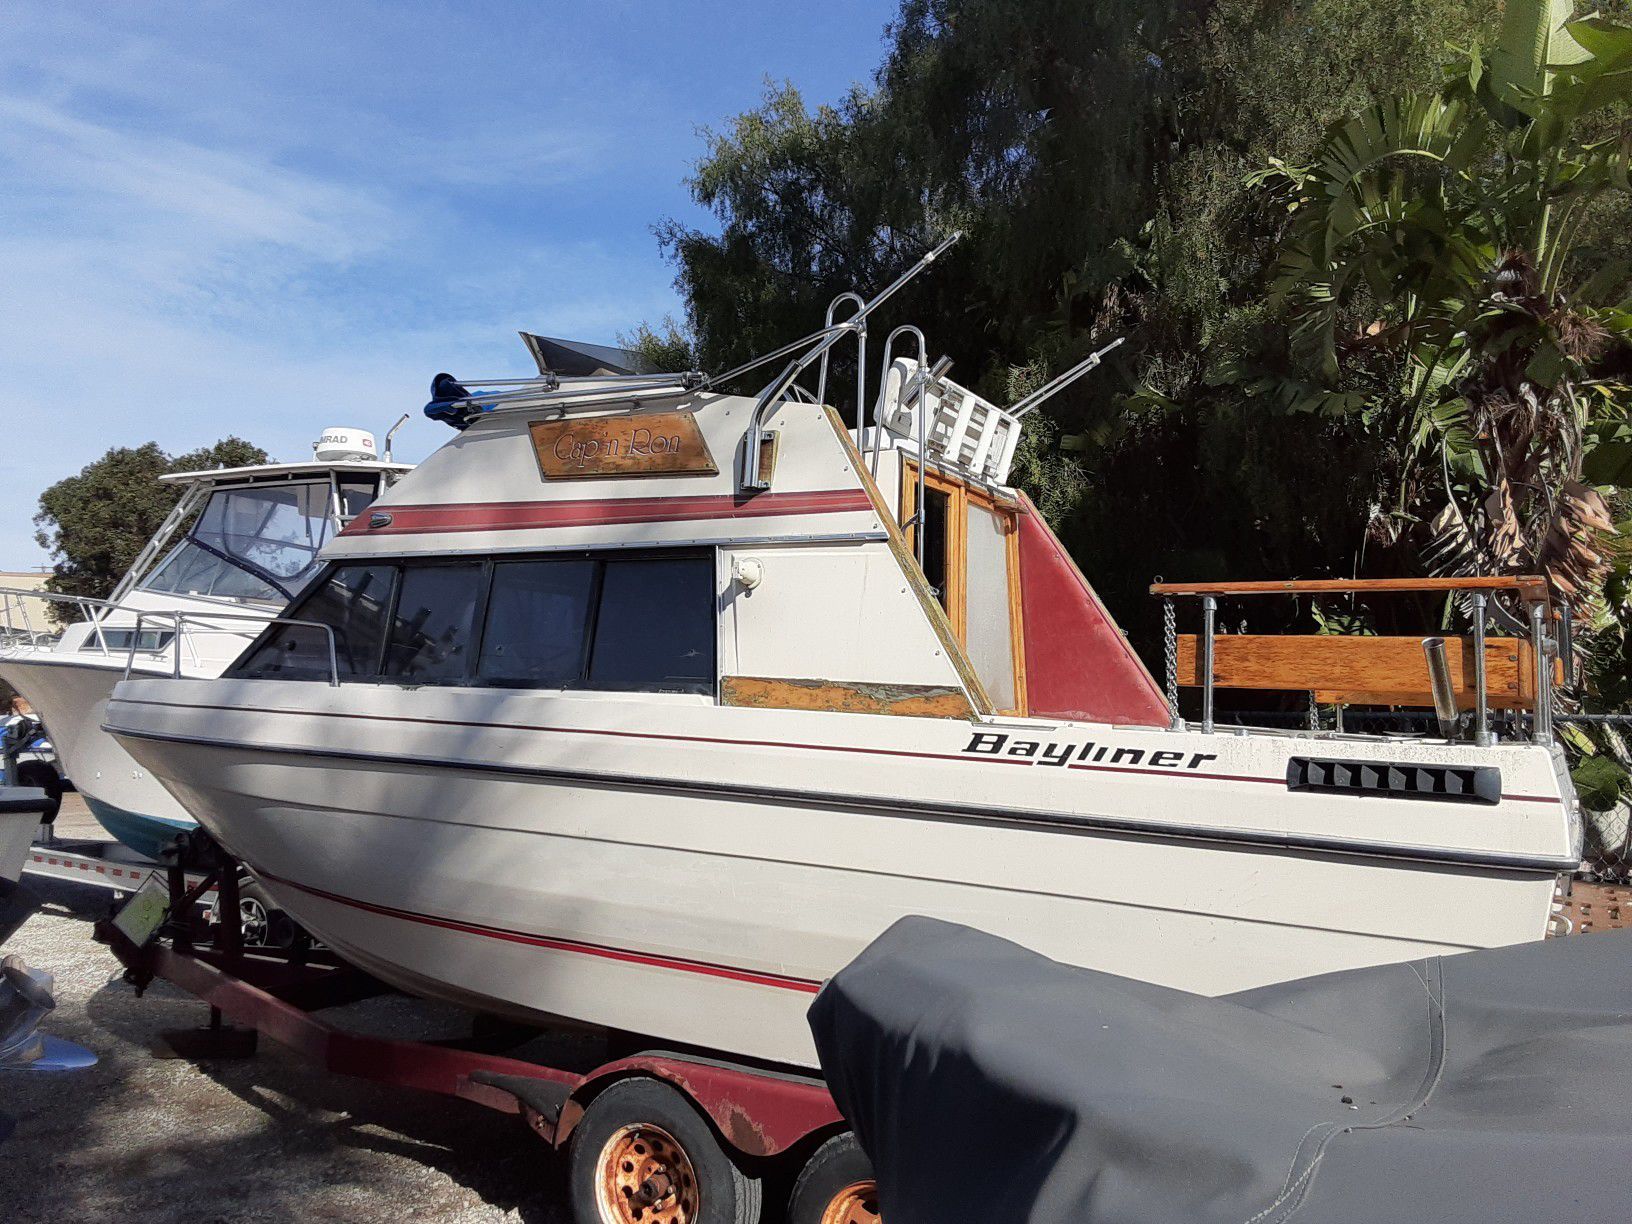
[1150,576,1550,601]
[1174,634,1561,709]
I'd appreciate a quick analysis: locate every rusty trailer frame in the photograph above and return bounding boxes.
[94,838,848,1179]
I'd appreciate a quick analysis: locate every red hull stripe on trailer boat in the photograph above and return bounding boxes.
[341,490,876,536]
[255,868,826,994]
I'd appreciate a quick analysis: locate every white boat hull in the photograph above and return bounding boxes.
[1,653,200,858]
[109,680,1571,1068]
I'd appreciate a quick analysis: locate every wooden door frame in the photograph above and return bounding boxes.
[902,460,1028,715]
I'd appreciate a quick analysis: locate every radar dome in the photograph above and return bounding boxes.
[312,427,379,463]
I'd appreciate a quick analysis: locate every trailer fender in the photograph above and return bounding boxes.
[555,1054,844,1159]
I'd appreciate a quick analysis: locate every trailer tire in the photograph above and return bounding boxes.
[787,1132,880,1224]
[568,1077,763,1224]
[207,876,296,949]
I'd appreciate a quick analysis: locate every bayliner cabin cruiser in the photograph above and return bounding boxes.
[1,429,410,858]
[104,246,1582,1069]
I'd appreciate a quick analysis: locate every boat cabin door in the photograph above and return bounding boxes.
[902,462,1027,715]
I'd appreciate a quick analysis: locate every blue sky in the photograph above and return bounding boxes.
[0,0,896,567]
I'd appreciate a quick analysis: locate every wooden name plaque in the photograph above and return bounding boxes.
[529,412,718,479]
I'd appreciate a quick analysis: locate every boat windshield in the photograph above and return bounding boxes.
[141,481,349,604]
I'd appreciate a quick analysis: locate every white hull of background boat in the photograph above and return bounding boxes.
[109,680,1574,1068]
[5,653,197,857]
[1,449,408,859]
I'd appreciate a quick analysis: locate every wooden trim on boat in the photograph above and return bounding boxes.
[1175,633,1561,709]
[821,408,994,714]
[900,457,1029,716]
[901,462,968,638]
[720,676,975,719]
[1151,576,1550,602]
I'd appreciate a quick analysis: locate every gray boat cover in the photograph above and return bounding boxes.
[809,916,1632,1223]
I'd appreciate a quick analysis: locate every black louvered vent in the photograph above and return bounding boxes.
[1286,757,1501,806]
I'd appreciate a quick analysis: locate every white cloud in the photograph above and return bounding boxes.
[0,88,677,565]
[0,96,397,262]
[0,0,902,567]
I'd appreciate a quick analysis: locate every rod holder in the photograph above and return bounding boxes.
[1530,601,1553,745]
[1471,592,1491,746]
[1422,637,1460,740]
[1200,595,1217,735]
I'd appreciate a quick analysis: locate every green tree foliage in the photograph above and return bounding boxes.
[1243,5,1632,606]
[33,437,269,615]
[617,317,699,374]
[650,0,1506,644]
[1236,1,1632,814]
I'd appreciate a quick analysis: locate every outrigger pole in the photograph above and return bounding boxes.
[1008,336,1126,418]
[421,230,962,449]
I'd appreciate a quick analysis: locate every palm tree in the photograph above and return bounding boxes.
[1253,0,1632,617]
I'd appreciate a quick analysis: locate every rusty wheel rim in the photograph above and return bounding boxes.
[821,1180,881,1224]
[595,1123,701,1224]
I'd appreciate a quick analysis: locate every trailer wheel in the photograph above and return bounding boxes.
[568,1077,764,1224]
[788,1132,880,1224]
[207,877,296,949]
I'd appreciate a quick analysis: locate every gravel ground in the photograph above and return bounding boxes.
[0,800,572,1222]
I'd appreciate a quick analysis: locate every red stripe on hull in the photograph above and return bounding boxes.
[256,869,824,994]
[342,490,875,536]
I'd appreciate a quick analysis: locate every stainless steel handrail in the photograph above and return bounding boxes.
[875,326,931,570]
[124,610,341,687]
[1529,601,1554,745]
[816,292,868,445]
[740,232,961,492]
[0,587,121,655]
[1153,580,1560,745]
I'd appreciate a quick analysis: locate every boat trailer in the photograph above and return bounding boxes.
[94,833,877,1224]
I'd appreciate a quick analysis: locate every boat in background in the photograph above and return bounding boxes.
[103,239,1583,1069]
[0,427,411,859]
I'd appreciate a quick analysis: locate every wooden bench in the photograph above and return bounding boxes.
[1152,577,1559,709]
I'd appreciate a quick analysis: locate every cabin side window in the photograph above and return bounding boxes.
[233,564,397,680]
[228,550,715,695]
[478,560,597,686]
[588,557,715,692]
[383,564,483,681]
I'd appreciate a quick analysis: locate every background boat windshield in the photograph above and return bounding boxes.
[141,481,339,604]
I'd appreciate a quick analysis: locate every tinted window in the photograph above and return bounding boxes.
[236,564,394,679]
[384,564,482,681]
[337,479,380,520]
[920,486,951,610]
[588,557,714,693]
[478,560,596,686]
[232,550,716,693]
[94,629,176,653]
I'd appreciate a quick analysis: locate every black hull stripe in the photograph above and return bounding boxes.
[102,695,1566,804]
[107,722,1579,876]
